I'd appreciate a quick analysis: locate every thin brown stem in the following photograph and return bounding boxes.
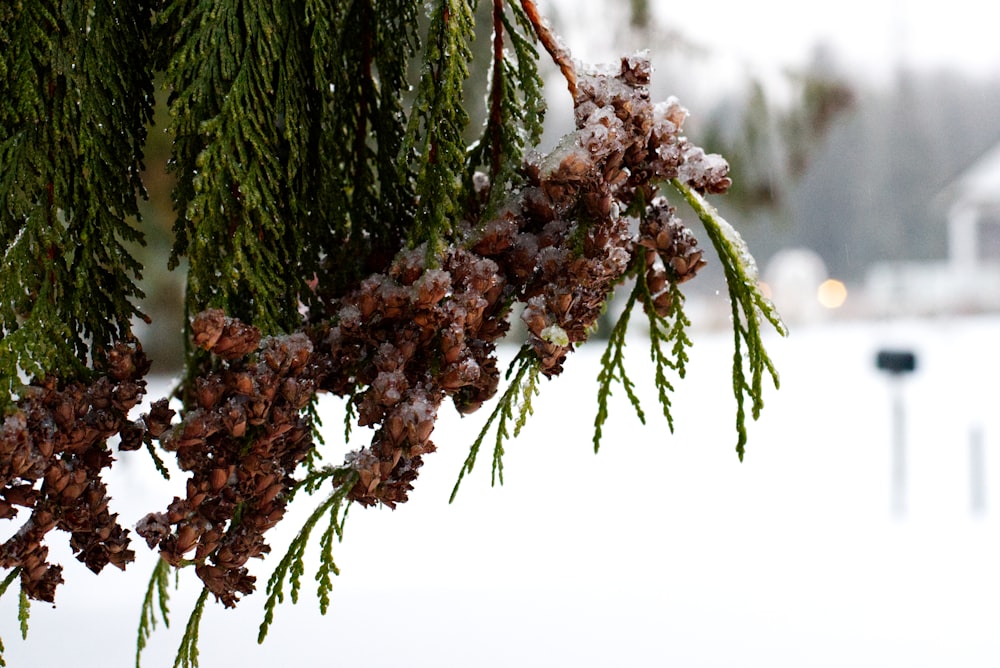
[489,0,505,181]
[518,0,576,99]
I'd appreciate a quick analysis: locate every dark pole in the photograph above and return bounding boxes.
[876,350,917,517]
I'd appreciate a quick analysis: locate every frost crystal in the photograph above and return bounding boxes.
[540,324,570,347]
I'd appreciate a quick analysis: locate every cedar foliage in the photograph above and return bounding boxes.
[0,1,783,664]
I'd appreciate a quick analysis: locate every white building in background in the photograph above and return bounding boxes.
[865,141,1000,316]
[946,141,1000,269]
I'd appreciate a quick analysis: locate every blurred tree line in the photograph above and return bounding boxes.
[734,68,1000,280]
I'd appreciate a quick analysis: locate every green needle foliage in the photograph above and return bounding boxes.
[404,0,475,251]
[157,0,314,336]
[464,0,545,209]
[672,178,786,459]
[0,1,785,665]
[0,567,19,664]
[173,588,208,668]
[594,282,647,451]
[136,558,172,668]
[309,0,419,295]
[258,467,356,642]
[593,252,694,454]
[451,347,541,501]
[0,0,153,407]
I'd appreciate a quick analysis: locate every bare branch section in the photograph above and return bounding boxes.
[489,0,507,179]
[519,0,577,98]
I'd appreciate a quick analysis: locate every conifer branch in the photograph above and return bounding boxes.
[136,557,172,668]
[671,179,786,459]
[16,586,28,641]
[404,0,476,252]
[0,3,785,660]
[450,348,540,501]
[145,438,172,481]
[307,0,419,296]
[639,278,693,434]
[593,254,692,455]
[518,0,576,98]
[159,0,310,334]
[465,1,545,215]
[594,280,645,453]
[0,568,18,600]
[0,568,18,665]
[173,587,208,668]
[489,0,506,181]
[258,468,356,644]
[0,0,152,399]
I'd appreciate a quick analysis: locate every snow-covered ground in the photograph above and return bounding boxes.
[2,315,999,667]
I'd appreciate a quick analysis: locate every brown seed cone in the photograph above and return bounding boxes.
[0,340,150,603]
[640,200,707,284]
[191,309,262,359]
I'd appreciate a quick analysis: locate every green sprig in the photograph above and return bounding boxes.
[136,558,172,668]
[172,587,208,668]
[16,586,28,641]
[404,0,476,251]
[593,281,645,453]
[672,179,786,459]
[0,568,20,666]
[0,0,152,404]
[594,253,694,453]
[258,468,356,643]
[450,347,540,501]
[465,1,545,211]
[639,278,693,435]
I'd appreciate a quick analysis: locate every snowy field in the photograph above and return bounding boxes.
[1,315,999,667]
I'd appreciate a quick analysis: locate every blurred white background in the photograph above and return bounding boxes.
[2,316,999,666]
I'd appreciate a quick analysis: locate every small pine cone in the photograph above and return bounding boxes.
[388,247,427,286]
[413,269,451,309]
[143,398,175,438]
[619,52,652,87]
[118,421,144,451]
[21,560,64,604]
[640,201,707,284]
[645,258,668,294]
[212,321,262,359]
[472,215,520,256]
[101,341,151,382]
[645,268,674,318]
[260,333,312,374]
[678,145,732,195]
[191,309,261,359]
[667,246,706,284]
[136,512,171,549]
[196,562,255,608]
[190,309,227,350]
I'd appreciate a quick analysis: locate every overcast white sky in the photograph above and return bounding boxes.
[550,0,1000,84]
[662,1,1000,77]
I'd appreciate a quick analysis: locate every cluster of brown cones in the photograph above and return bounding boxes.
[136,311,317,607]
[0,54,729,609]
[0,342,148,601]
